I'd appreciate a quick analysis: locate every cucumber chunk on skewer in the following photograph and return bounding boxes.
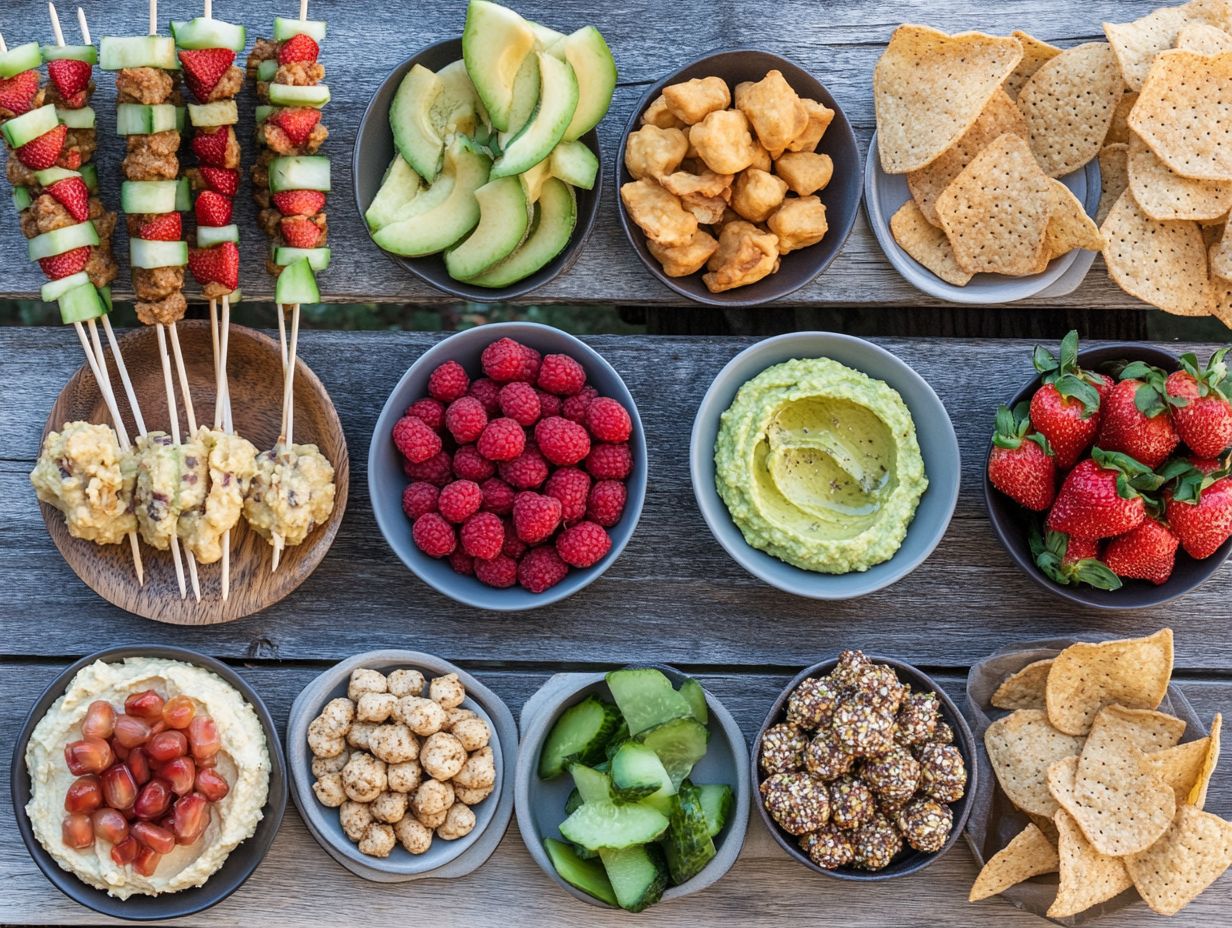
[57,282,108,324]
[275,257,320,304]
[41,271,91,303]
[2,105,58,150]
[42,44,97,64]
[56,106,96,130]
[28,221,99,261]
[274,16,326,42]
[0,42,42,78]
[170,17,247,52]
[99,35,177,70]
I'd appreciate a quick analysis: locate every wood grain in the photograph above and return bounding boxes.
[0,0,1183,308]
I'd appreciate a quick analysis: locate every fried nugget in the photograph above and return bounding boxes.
[775,152,834,196]
[620,179,698,247]
[749,144,772,173]
[703,220,780,292]
[641,94,686,129]
[691,110,759,175]
[768,195,829,253]
[648,228,720,277]
[624,125,688,181]
[661,170,733,199]
[788,98,836,153]
[731,168,789,222]
[662,76,731,125]
[680,192,728,224]
[735,69,806,155]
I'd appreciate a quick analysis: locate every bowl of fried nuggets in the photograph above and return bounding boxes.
[616,50,861,306]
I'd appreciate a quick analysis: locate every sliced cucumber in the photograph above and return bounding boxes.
[28,221,99,260]
[274,246,331,270]
[551,26,617,141]
[544,838,617,906]
[268,83,330,108]
[601,843,668,912]
[12,186,32,211]
[56,106,96,130]
[431,59,480,137]
[605,668,695,736]
[116,103,179,135]
[80,163,98,192]
[462,0,536,133]
[41,271,91,303]
[538,696,621,779]
[560,801,669,851]
[274,16,326,42]
[57,282,107,324]
[639,717,709,791]
[610,741,675,803]
[503,50,541,139]
[100,35,177,70]
[42,44,97,64]
[564,787,584,817]
[569,764,613,804]
[170,17,247,52]
[34,167,80,186]
[491,52,578,179]
[198,224,240,247]
[604,718,630,761]
[467,177,576,288]
[446,175,529,281]
[364,155,423,231]
[188,100,239,127]
[175,176,191,212]
[257,59,278,82]
[275,256,319,304]
[390,64,444,181]
[696,783,733,838]
[0,42,42,78]
[549,139,598,190]
[2,105,58,150]
[679,679,708,726]
[269,155,331,193]
[130,239,188,269]
[255,104,277,124]
[661,782,716,885]
[121,179,180,214]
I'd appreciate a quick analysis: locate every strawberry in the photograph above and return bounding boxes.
[278,33,319,65]
[1104,518,1180,586]
[194,190,233,227]
[0,70,40,116]
[270,107,320,147]
[46,176,90,222]
[177,48,236,102]
[279,216,322,247]
[1165,348,1232,459]
[1029,331,1103,469]
[1098,372,1180,469]
[135,212,182,241]
[199,167,239,197]
[37,245,90,280]
[190,126,232,167]
[1046,450,1163,539]
[1029,526,1121,591]
[16,123,67,170]
[272,188,326,216]
[48,58,91,108]
[988,402,1056,511]
[187,241,239,290]
[1089,372,1116,402]
[1163,458,1232,559]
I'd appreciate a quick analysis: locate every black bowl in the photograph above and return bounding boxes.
[983,344,1232,610]
[752,655,977,881]
[11,646,287,921]
[352,38,603,302]
[616,49,862,307]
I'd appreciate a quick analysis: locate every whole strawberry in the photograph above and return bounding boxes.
[1104,518,1181,586]
[1097,362,1180,469]
[1162,458,1232,560]
[1029,331,1103,469]
[1029,526,1121,590]
[1165,348,1232,459]
[988,402,1056,511]
[1045,450,1163,539]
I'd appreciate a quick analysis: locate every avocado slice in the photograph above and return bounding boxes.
[445,175,530,281]
[502,51,541,140]
[467,177,577,288]
[491,52,578,179]
[364,155,422,231]
[431,59,481,137]
[550,140,598,190]
[390,63,444,181]
[462,0,536,133]
[549,26,617,141]
[520,158,551,203]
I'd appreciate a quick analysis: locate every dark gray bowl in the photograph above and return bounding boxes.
[353,38,603,302]
[10,646,287,921]
[368,321,647,611]
[983,344,1232,610]
[616,49,862,306]
[752,655,976,880]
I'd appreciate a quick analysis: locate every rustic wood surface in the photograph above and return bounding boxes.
[3,328,1232,925]
[0,0,1182,308]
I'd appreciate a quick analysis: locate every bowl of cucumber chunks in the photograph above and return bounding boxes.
[516,666,750,913]
[354,0,614,300]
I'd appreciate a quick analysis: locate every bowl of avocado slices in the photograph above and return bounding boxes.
[515,665,750,912]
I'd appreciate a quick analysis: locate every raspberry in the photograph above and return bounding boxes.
[448,549,475,576]
[535,416,591,466]
[474,553,518,588]
[545,467,591,523]
[445,396,488,444]
[481,337,531,382]
[587,480,628,527]
[586,397,633,443]
[562,386,598,423]
[537,390,562,418]
[518,545,570,593]
[556,521,613,568]
[460,511,504,560]
[403,450,453,487]
[477,417,526,462]
[401,481,439,520]
[513,491,563,544]
[502,518,529,559]
[518,345,542,382]
[585,443,633,480]
[453,444,496,482]
[499,447,550,490]
[468,377,502,415]
[537,353,587,395]
[392,415,442,464]
[412,512,456,558]
[438,480,482,523]
[499,381,542,426]
[480,478,516,516]
[428,360,470,402]
[406,397,445,431]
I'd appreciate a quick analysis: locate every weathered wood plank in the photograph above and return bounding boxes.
[0,0,1175,307]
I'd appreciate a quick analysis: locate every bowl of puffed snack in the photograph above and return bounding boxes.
[286,650,517,882]
[616,49,862,306]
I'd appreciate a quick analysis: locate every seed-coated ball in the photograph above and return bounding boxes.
[799,823,855,869]
[786,677,842,731]
[828,775,876,832]
[918,743,967,803]
[894,690,940,746]
[760,722,807,774]
[850,812,904,871]
[803,731,855,781]
[831,696,895,757]
[860,744,921,805]
[760,772,831,835]
[897,797,953,853]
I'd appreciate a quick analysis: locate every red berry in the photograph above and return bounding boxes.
[280,216,322,248]
[393,415,442,464]
[46,177,90,222]
[403,450,453,486]
[537,390,563,418]
[412,512,456,558]
[1046,457,1150,540]
[585,443,633,480]
[480,477,516,515]
[518,345,543,382]
[194,189,233,227]
[17,123,67,170]
[0,70,40,117]
[48,58,91,104]
[502,518,529,559]
[187,242,240,291]
[556,521,613,568]
[402,481,439,520]
[135,213,182,241]
[200,166,239,196]
[499,381,542,426]
[406,397,445,431]
[474,553,518,588]
[535,416,591,466]
[438,480,482,523]
[499,446,550,490]
[1098,379,1180,470]
[562,386,598,423]
[537,354,587,395]
[1030,382,1099,471]
[585,397,633,443]
[278,33,320,64]
[482,337,532,382]
[587,480,628,527]
[37,246,90,280]
[1166,362,1232,459]
[460,511,504,560]
[477,417,526,462]
[272,188,327,217]
[428,360,470,402]
[445,396,488,444]
[545,467,591,523]
[191,125,232,167]
[468,377,502,414]
[1104,519,1180,586]
[513,492,563,544]
[453,444,496,482]
[270,107,321,147]
[448,549,475,576]
[518,545,570,593]
[1166,471,1232,560]
[178,48,236,102]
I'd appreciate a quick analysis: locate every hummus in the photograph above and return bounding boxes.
[134,432,208,551]
[30,421,136,546]
[179,429,259,564]
[714,358,928,573]
[25,658,271,899]
[244,442,336,546]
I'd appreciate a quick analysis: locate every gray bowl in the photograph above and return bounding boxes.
[689,331,960,599]
[616,49,862,307]
[10,645,287,921]
[353,38,603,302]
[515,665,750,909]
[368,321,647,612]
[286,650,516,882]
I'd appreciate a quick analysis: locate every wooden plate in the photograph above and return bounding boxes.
[39,319,349,624]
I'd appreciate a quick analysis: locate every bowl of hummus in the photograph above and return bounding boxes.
[690,332,960,598]
[11,646,286,920]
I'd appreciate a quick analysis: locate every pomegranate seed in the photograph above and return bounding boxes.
[187,716,220,763]
[113,715,151,748]
[162,695,195,730]
[158,756,196,796]
[194,768,229,802]
[62,812,94,849]
[109,737,130,761]
[64,738,114,776]
[133,779,172,820]
[125,690,165,721]
[101,764,137,810]
[132,821,176,855]
[128,747,151,786]
[110,835,140,865]
[197,754,217,769]
[82,701,117,740]
[172,793,210,844]
[158,814,176,834]
[64,775,102,814]
[148,720,167,737]
[91,807,129,844]
[133,844,161,876]
[146,730,188,763]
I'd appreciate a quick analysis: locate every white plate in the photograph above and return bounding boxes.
[865,131,1101,304]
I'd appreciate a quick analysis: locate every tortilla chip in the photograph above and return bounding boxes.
[1004,31,1062,100]
[1098,144,1129,225]
[1102,190,1216,315]
[1104,0,1232,91]
[991,658,1054,711]
[1128,131,1232,220]
[1130,49,1232,182]
[969,823,1060,901]
[1191,713,1222,809]
[935,133,1053,275]
[1105,93,1139,147]
[1143,714,1222,809]
[1018,42,1124,178]
[1048,810,1134,917]
[1124,805,1232,915]
[1045,629,1175,735]
[1212,225,1232,280]
[1216,262,1232,327]
[1176,21,1232,53]
[907,88,1028,226]
[1043,179,1104,259]
[986,709,1086,817]
[874,24,1023,174]
[889,199,974,285]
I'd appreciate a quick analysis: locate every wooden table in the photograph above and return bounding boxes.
[3,328,1231,926]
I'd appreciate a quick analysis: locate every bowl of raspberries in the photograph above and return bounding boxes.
[984,332,1232,609]
[369,322,646,610]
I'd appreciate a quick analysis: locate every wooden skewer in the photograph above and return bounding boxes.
[271,302,301,574]
[76,6,90,45]
[168,325,202,602]
[154,325,190,599]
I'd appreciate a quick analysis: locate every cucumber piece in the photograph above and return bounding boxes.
[564,787,584,816]
[257,59,278,82]
[0,42,42,78]
[42,44,97,64]
[80,163,98,192]
[600,843,668,912]
[28,221,99,260]
[99,35,177,70]
[121,180,180,214]
[2,105,58,150]
[274,17,326,42]
[175,176,191,212]
[445,175,529,281]
[57,282,107,324]
[605,668,695,736]
[559,801,669,851]
[491,52,578,179]
[503,50,541,139]
[274,246,331,271]
[549,139,598,191]
[56,106,96,130]
[465,177,577,288]
[679,679,709,726]
[34,167,80,186]
[431,59,480,137]
[198,224,239,247]
[41,271,91,303]
[268,83,330,108]
[573,842,598,860]
[544,838,616,906]
[603,718,630,761]
[188,100,239,127]
[661,782,716,885]
[610,741,675,803]
[12,186,32,211]
[275,256,320,304]
[269,155,331,193]
[538,696,621,779]
[364,155,423,231]
[696,783,733,838]
[569,764,613,804]
[170,17,247,52]
[255,104,277,124]
[390,64,444,181]
[99,285,113,311]
[638,717,710,791]
[462,0,536,133]
[550,26,617,141]
[116,103,178,135]
[130,239,188,269]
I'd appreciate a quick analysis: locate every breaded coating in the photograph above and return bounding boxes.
[648,228,720,277]
[663,76,731,124]
[620,179,698,247]
[624,125,688,181]
[768,195,829,253]
[774,152,834,196]
[690,109,759,174]
[731,168,789,223]
[704,220,780,293]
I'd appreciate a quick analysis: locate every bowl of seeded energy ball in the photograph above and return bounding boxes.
[753,650,976,880]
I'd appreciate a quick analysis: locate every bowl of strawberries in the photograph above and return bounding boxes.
[984,333,1232,609]
[368,322,646,611]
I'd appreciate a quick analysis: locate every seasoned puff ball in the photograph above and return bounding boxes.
[413,778,455,818]
[851,812,903,871]
[317,697,355,737]
[421,732,468,781]
[451,717,491,752]
[429,673,466,710]
[339,800,373,842]
[860,744,921,805]
[832,697,895,757]
[437,802,477,840]
[897,797,953,853]
[308,716,347,758]
[760,772,830,835]
[388,668,426,698]
[446,707,477,728]
[454,746,496,790]
[313,750,350,778]
[313,773,346,807]
[396,696,447,736]
[387,759,423,794]
[828,775,876,832]
[799,823,855,869]
[359,822,397,858]
[395,815,433,854]
[918,743,966,803]
[804,731,854,781]
[760,722,807,774]
[371,789,410,824]
[347,721,377,751]
[369,724,420,764]
[787,677,842,731]
[454,782,494,805]
[357,692,398,723]
[348,668,388,702]
[342,752,388,803]
[895,690,940,746]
